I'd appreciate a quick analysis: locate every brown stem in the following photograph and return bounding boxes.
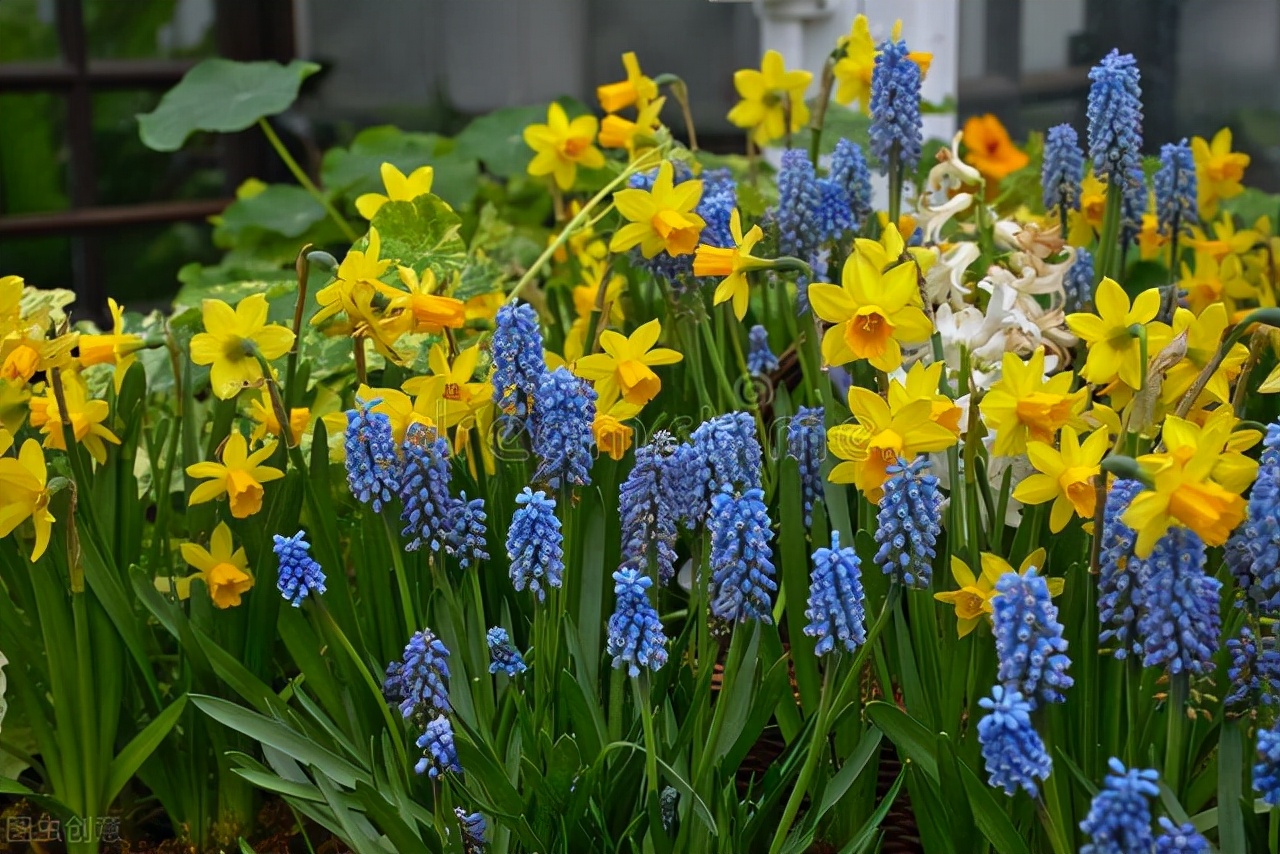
[1232,327,1270,417]
[354,335,368,386]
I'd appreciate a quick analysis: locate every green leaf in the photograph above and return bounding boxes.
[353,781,437,854]
[321,125,480,209]
[841,768,905,854]
[366,194,467,279]
[219,185,326,239]
[654,757,716,835]
[104,694,188,804]
[957,757,1030,854]
[138,58,319,151]
[1217,721,1246,852]
[454,98,588,179]
[864,701,939,783]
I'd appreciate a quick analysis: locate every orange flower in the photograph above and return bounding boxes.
[962,114,1029,182]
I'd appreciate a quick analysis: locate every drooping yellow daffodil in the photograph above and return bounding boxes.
[727,50,812,146]
[28,371,121,464]
[599,96,666,154]
[524,102,605,191]
[464,291,504,326]
[1162,305,1248,407]
[980,348,1087,457]
[191,294,295,400]
[1187,214,1262,263]
[592,388,643,461]
[248,388,310,445]
[2,330,76,385]
[312,229,406,362]
[1014,426,1109,533]
[1178,251,1249,316]
[575,319,682,406]
[827,387,958,500]
[1066,278,1168,390]
[934,549,1058,638]
[186,433,284,519]
[162,522,254,609]
[962,114,1029,182]
[808,252,933,372]
[355,162,435,220]
[609,161,705,258]
[78,298,145,393]
[0,437,55,561]
[597,51,659,114]
[1192,127,1249,220]
[694,209,768,320]
[384,267,467,336]
[1161,409,1260,495]
[833,16,931,113]
[888,361,963,435]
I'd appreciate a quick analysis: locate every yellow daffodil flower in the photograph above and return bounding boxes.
[1135,212,1167,261]
[694,209,768,320]
[186,433,284,519]
[935,549,1057,637]
[1125,437,1248,557]
[1162,305,1248,406]
[384,267,466,336]
[248,388,310,445]
[358,384,433,445]
[401,343,493,437]
[191,294,295,400]
[1066,278,1169,390]
[0,275,20,332]
[1161,409,1259,494]
[524,102,605,191]
[833,16,931,113]
[1179,251,1249,316]
[1014,426,1109,532]
[1067,170,1107,245]
[1192,128,1249,220]
[575,318,682,406]
[962,114,1029,182]
[78,298,145,393]
[888,361,963,435]
[593,389,643,461]
[355,162,435,220]
[808,251,933,372]
[312,229,406,363]
[0,437,55,561]
[827,387,958,499]
[980,348,1087,457]
[2,331,76,385]
[1188,214,1262,263]
[597,51,659,114]
[610,161,705,258]
[727,50,812,146]
[464,291,504,326]
[28,371,121,464]
[599,96,666,153]
[856,222,935,275]
[162,522,254,609]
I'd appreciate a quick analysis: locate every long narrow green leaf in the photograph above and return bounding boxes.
[958,756,1030,854]
[842,769,906,854]
[103,695,188,805]
[864,701,939,783]
[1217,721,1246,852]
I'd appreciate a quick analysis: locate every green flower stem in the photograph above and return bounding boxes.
[1165,672,1189,794]
[383,514,419,634]
[1095,177,1123,286]
[257,118,358,243]
[698,312,739,406]
[654,74,699,151]
[635,673,662,798]
[1174,307,1280,418]
[888,148,902,227]
[285,245,312,411]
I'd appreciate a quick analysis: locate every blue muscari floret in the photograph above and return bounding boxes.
[1120,164,1148,245]
[1079,758,1160,854]
[400,423,459,552]
[707,487,777,623]
[607,567,669,676]
[976,685,1053,797]
[873,457,941,589]
[814,179,854,244]
[1226,624,1280,711]
[693,411,763,495]
[384,629,452,720]
[830,138,873,227]
[506,488,564,602]
[803,533,867,655]
[1155,139,1198,235]
[869,39,923,175]
[787,406,825,526]
[1042,123,1085,212]
[774,149,823,260]
[992,568,1073,707]
[273,531,326,607]
[1230,422,1280,614]
[344,397,400,512]
[455,808,487,853]
[491,302,547,420]
[532,366,596,490]
[1064,247,1094,314]
[1098,479,1146,658]
[666,441,708,530]
[450,493,489,569]
[486,627,527,677]
[1256,722,1280,805]
[1087,49,1143,180]
[1136,526,1221,676]
[619,433,679,585]
[415,715,461,778]
[1155,818,1210,853]
[747,325,779,376]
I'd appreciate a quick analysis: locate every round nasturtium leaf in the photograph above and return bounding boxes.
[137,58,320,152]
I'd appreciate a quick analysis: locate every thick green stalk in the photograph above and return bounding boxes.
[1095,177,1124,286]
[257,118,357,243]
[769,662,835,854]
[1165,672,1189,794]
[887,148,902,227]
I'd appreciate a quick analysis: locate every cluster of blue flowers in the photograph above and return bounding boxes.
[384,629,452,721]
[774,149,824,263]
[1226,624,1280,711]
[829,137,873,228]
[1120,163,1149,246]
[455,808,487,853]
[1097,479,1145,657]
[1256,722,1280,805]
[619,433,680,585]
[416,714,461,778]
[1064,247,1094,314]
[976,685,1052,797]
[873,457,942,589]
[1086,49,1143,180]
[746,324,778,376]
[1041,123,1085,213]
[707,487,777,624]
[273,530,327,607]
[344,397,400,513]
[1154,139,1198,236]
[1136,526,1220,676]
[1155,818,1209,854]
[1227,421,1280,614]
[451,494,490,569]
[992,568,1073,706]
[506,488,564,602]
[693,411,763,496]
[868,39,923,175]
[1079,759,1160,854]
[666,440,709,530]
[491,301,547,421]
[400,423,459,552]
[803,533,866,656]
[787,407,825,527]
[532,366,596,490]
[486,626,527,677]
[606,567,669,677]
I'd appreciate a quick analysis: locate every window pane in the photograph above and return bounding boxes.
[93,89,223,205]
[84,0,216,60]
[0,0,61,62]
[0,93,68,214]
